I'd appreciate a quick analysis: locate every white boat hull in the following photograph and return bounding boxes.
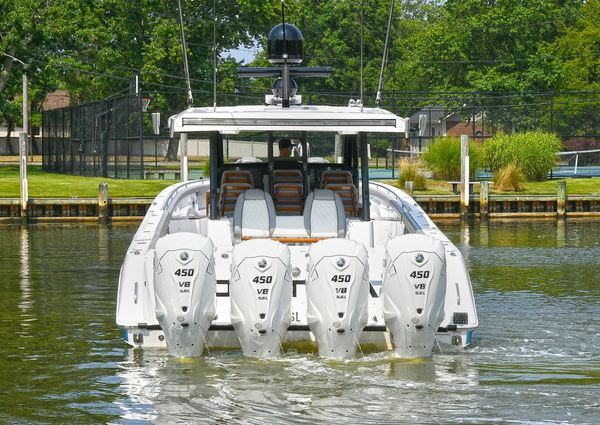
[116,180,478,356]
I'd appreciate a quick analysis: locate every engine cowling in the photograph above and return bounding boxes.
[306,239,369,359]
[382,234,446,358]
[153,233,216,357]
[230,239,292,358]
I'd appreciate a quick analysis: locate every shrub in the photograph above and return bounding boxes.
[483,131,562,181]
[493,163,525,192]
[398,158,427,191]
[201,160,210,177]
[422,137,481,180]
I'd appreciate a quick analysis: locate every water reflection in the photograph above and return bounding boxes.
[114,348,481,424]
[19,226,32,313]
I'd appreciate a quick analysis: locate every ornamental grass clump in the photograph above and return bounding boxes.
[483,131,562,181]
[398,158,427,191]
[493,163,525,192]
[202,159,210,177]
[422,137,481,180]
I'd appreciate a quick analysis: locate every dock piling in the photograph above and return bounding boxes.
[480,181,489,217]
[460,135,469,216]
[99,183,109,223]
[405,181,414,197]
[557,180,567,217]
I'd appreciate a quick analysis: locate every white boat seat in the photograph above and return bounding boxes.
[272,215,310,238]
[233,189,276,240]
[304,189,346,238]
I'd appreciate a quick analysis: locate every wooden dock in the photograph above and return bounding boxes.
[1,193,599,222]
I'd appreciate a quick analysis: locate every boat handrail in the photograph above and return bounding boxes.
[161,179,209,212]
[370,181,429,232]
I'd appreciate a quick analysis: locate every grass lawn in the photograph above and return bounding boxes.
[0,165,175,198]
[383,177,600,196]
[1,164,598,198]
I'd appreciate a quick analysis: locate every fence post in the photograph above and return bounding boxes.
[480,181,489,217]
[405,181,414,197]
[557,180,566,217]
[98,183,109,223]
[460,135,470,216]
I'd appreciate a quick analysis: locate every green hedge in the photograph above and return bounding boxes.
[422,137,481,180]
[483,131,562,181]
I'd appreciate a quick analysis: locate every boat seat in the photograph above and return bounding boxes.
[273,169,303,184]
[220,183,252,217]
[324,183,358,217]
[233,189,276,240]
[220,170,255,217]
[221,169,254,186]
[272,170,304,215]
[321,170,353,187]
[304,189,346,238]
[273,183,304,215]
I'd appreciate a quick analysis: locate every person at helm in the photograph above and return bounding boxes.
[278,138,293,158]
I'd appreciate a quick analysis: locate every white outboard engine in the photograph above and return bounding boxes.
[230,239,292,358]
[306,239,368,359]
[382,234,446,358]
[153,233,216,357]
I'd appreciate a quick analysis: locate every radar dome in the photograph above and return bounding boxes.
[267,23,304,64]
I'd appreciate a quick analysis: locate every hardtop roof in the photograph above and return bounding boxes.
[170,104,409,136]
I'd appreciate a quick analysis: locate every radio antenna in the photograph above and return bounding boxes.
[213,0,218,109]
[375,0,395,108]
[360,2,364,104]
[177,0,193,108]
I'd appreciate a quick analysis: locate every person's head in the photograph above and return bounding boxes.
[278,138,293,157]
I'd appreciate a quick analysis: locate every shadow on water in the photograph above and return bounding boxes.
[0,221,599,424]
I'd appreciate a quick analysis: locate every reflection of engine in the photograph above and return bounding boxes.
[306,239,369,359]
[383,234,446,358]
[230,239,292,358]
[153,233,216,357]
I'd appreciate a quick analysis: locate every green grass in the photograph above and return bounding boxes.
[1,165,598,198]
[384,177,600,196]
[0,165,175,198]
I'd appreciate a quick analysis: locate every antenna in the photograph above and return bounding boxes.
[360,2,364,104]
[213,0,217,109]
[375,0,395,108]
[176,0,193,108]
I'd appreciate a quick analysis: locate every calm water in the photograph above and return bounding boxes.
[0,220,599,424]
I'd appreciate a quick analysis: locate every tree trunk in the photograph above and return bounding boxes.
[5,121,14,155]
[0,45,17,96]
[166,137,179,161]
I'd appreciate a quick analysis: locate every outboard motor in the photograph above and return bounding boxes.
[382,234,446,358]
[230,239,292,358]
[306,239,368,359]
[153,233,216,357]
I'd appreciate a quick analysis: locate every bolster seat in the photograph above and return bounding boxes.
[233,189,276,240]
[304,189,346,238]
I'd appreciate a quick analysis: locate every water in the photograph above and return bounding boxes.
[0,220,599,424]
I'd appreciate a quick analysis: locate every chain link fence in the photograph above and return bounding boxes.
[42,90,600,179]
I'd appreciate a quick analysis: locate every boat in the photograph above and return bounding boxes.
[116,22,478,359]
